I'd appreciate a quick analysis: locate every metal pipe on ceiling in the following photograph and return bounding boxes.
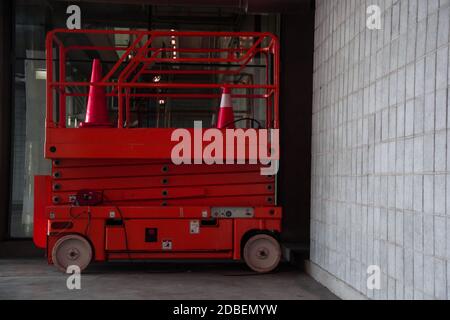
[53,0,312,14]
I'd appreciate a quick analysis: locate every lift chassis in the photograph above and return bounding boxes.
[34,29,282,273]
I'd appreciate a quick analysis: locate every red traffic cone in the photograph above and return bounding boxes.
[216,87,235,129]
[79,59,111,128]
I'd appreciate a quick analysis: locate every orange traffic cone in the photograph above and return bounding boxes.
[79,59,111,128]
[216,87,235,129]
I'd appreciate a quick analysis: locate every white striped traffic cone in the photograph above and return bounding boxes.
[216,87,235,129]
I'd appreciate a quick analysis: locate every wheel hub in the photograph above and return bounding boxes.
[67,248,80,260]
[243,234,281,273]
[256,247,269,259]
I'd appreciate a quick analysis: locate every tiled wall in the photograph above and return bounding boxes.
[311,0,449,299]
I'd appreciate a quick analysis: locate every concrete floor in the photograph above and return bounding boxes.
[0,259,338,300]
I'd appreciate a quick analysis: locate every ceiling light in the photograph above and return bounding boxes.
[35,69,47,80]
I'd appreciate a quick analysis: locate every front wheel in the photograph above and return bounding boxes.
[52,234,92,272]
[243,234,281,273]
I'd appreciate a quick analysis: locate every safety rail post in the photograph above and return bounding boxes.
[45,32,54,128]
[273,38,280,129]
[59,45,66,128]
[126,87,131,127]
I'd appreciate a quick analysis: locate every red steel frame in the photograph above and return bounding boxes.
[35,29,281,268]
[45,29,279,131]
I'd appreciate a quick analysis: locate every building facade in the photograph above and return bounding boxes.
[311,0,450,299]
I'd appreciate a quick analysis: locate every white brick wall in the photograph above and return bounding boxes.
[311,0,450,299]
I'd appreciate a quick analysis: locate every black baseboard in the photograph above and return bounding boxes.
[0,240,44,258]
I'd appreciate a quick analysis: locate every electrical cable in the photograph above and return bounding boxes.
[54,193,129,261]
[102,193,132,261]
[84,206,91,236]
[223,117,263,129]
[54,203,89,237]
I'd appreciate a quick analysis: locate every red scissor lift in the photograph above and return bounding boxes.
[34,29,281,273]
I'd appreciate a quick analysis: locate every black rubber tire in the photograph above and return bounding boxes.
[243,234,281,273]
[52,234,92,272]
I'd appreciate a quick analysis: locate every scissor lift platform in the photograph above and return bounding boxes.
[34,29,282,273]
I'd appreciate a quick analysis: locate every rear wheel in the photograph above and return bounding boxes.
[52,234,92,272]
[243,234,281,273]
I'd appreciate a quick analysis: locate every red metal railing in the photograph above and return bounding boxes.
[45,29,280,129]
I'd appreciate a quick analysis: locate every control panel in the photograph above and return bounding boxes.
[211,207,254,218]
